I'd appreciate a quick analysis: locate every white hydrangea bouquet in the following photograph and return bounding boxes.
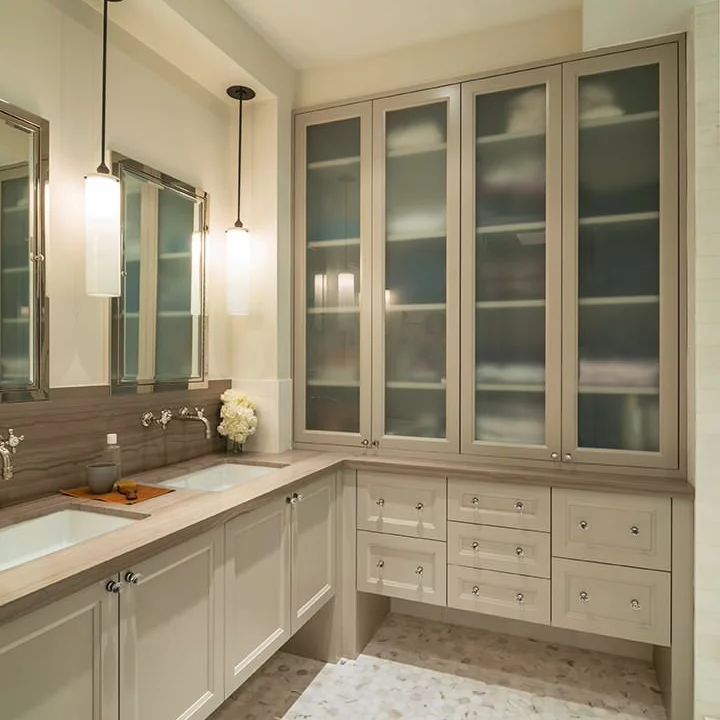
[217,389,258,453]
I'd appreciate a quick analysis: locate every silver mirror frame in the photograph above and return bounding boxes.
[0,100,49,403]
[110,152,209,395]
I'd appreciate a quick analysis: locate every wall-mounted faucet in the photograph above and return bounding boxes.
[140,409,173,431]
[177,407,212,440]
[0,428,24,481]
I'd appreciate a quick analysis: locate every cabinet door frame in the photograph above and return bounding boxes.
[293,102,373,448]
[561,44,679,469]
[371,85,461,453]
[224,496,291,693]
[460,66,563,462]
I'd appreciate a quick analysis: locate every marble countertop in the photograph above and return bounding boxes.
[0,448,692,624]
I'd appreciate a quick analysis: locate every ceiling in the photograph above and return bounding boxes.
[225,0,581,69]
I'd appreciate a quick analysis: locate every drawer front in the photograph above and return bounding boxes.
[447,522,550,578]
[448,478,550,531]
[552,490,671,570]
[357,471,447,540]
[448,565,550,625]
[552,558,670,646]
[356,530,446,606]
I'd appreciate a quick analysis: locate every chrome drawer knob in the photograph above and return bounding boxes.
[515,592,525,604]
[361,439,370,448]
[471,585,480,596]
[415,502,424,511]
[578,520,589,530]
[471,541,480,550]
[579,591,589,602]
[106,580,123,594]
[124,572,143,585]
[376,498,385,507]
[515,546,525,557]
[630,526,639,536]
[564,453,573,461]
[550,451,559,460]
[514,501,525,512]
[415,566,424,575]
[471,497,479,506]
[630,598,641,610]
[376,560,385,569]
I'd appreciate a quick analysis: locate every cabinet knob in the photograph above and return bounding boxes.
[376,498,385,507]
[287,492,303,505]
[630,598,641,610]
[515,592,525,604]
[106,580,123,594]
[376,559,385,569]
[415,502,424,512]
[371,440,380,448]
[550,452,559,460]
[514,501,525,512]
[415,566,424,575]
[471,497,480,506]
[361,439,370,448]
[471,541,480,551]
[295,492,304,503]
[471,585,480,596]
[515,546,525,557]
[578,520,589,530]
[564,453,573,461]
[579,590,589,602]
[630,526,640,536]
[124,572,143,585]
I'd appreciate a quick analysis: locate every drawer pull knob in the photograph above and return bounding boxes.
[514,501,525,512]
[106,580,123,595]
[550,451,559,460]
[415,566,424,575]
[376,498,385,507]
[578,520,589,530]
[630,599,641,610]
[124,572,142,585]
[579,591,589,602]
[630,526,639,536]
[471,585,480,596]
[515,546,525,557]
[471,497,480,506]
[415,502,424,511]
[471,541,480,550]
[515,592,525,604]
[564,453,573,461]
[376,560,385,569]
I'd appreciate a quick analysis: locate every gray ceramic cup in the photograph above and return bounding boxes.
[86,463,118,494]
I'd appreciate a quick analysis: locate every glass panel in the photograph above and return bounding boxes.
[383,102,448,438]
[576,64,660,451]
[474,85,547,446]
[305,117,361,433]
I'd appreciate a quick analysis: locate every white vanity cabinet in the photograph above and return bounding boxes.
[0,581,118,720]
[118,528,225,720]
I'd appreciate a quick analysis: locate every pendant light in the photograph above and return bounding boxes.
[226,85,255,316]
[85,0,123,297]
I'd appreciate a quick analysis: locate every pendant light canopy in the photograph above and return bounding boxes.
[85,0,123,298]
[226,85,255,316]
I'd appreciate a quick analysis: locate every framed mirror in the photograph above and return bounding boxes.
[111,153,208,393]
[0,100,48,401]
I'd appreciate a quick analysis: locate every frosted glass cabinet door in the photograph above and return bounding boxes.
[461,68,562,460]
[294,103,372,446]
[561,45,679,468]
[372,86,460,452]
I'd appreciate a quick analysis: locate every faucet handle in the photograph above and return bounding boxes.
[194,407,206,419]
[158,409,173,429]
[178,406,190,417]
[5,429,23,453]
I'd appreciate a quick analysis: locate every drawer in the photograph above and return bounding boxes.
[552,558,670,646]
[357,471,446,540]
[448,478,550,531]
[447,565,550,625]
[447,522,550,578]
[356,530,446,606]
[552,490,671,571]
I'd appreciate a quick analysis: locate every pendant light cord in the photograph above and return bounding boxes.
[98,0,110,174]
[235,98,243,227]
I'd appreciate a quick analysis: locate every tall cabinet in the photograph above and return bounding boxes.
[294,39,682,473]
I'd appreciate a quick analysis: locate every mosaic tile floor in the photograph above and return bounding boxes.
[210,613,666,720]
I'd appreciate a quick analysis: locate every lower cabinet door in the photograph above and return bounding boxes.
[552,558,671,646]
[447,565,550,624]
[291,473,337,633]
[0,580,119,720]
[225,497,291,693]
[119,528,225,720]
[357,530,447,606]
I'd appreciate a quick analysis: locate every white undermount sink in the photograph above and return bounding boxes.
[159,462,284,493]
[0,509,138,573]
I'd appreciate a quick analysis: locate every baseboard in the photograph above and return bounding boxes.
[390,598,654,662]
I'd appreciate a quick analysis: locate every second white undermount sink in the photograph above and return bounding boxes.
[0,509,138,574]
[159,462,284,493]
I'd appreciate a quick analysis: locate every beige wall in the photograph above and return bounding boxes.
[692,6,720,718]
[295,8,582,109]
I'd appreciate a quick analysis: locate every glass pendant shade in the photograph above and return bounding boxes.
[226,225,252,316]
[85,172,121,297]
